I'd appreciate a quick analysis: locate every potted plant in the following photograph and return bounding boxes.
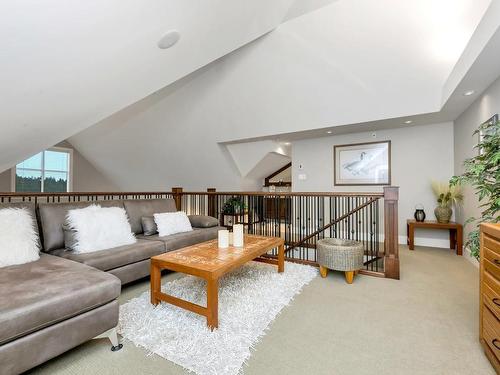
[221,197,248,227]
[221,197,247,215]
[450,117,499,259]
[431,181,463,223]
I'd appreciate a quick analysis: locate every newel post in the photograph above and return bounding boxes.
[383,186,399,280]
[207,188,217,218]
[171,187,183,211]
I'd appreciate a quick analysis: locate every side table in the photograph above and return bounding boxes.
[407,219,463,255]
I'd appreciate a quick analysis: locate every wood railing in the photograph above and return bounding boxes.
[0,192,173,203]
[171,187,399,279]
[0,187,399,279]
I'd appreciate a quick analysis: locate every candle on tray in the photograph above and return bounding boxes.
[233,224,244,247]
[218,229,229,248]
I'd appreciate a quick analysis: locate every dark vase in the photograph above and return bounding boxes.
[414,208,426,222]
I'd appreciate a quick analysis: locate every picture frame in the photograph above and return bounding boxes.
[334,140,391,186]
[479,114,498,155]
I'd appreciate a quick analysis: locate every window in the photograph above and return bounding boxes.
[14,148,72,192]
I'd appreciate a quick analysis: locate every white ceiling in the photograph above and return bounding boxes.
[0,0,294,172]
[2,0,499,191]
[66,0,497,191]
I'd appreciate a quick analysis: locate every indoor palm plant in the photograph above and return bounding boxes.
[450,117,499,259]
[431,181,463,223]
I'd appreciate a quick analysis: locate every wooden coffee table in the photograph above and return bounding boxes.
[150,235,285,330]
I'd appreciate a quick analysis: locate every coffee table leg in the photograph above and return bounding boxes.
[207,278,219,330]
[278,243,285,273]
[150,262,161,305]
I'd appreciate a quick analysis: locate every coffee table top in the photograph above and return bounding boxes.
[151,234,284,279]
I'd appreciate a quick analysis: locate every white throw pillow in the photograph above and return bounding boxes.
[0,208,40,267]
[66,205,136,253]
[154,212,193,237]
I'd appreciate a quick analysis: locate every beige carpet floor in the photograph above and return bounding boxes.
[28,245,494,375]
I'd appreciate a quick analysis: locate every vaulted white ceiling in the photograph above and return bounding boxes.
[0,0,296,172]
[1,0,499,190]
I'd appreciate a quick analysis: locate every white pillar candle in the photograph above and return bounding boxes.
[228,232,234,246]
[233,224,244,247]
[218,230,229,248]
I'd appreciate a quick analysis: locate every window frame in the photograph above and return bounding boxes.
[11,147,74,192]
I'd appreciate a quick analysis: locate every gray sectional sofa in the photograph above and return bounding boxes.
[0,199,223,374]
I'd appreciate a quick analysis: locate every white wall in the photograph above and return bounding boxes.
[0,141,119,192]
[454,75,500,260]
[292,122,455,247]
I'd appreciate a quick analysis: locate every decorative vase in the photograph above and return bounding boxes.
[434,206,452,223]
[414,204,426,222]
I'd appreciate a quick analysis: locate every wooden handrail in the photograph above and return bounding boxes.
[176,191,384,197]
[0,191,384,198]
[0,191,171,197]
[286,197,380,253]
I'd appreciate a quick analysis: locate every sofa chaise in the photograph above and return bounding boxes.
[0,198,223,374]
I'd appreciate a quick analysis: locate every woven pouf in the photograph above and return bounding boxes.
[317,238,364,284]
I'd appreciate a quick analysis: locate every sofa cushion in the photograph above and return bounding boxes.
[123,199,177,234]
[0,207,40,267]
[154,211,193,237]
[49,238,165,271]
[0,202,40,248]
[188,215,219,228]
[141,216,157,236]
[0,254,120,346]
[65,205,136,253]
[138,226,224,251]
[38,201,125,252]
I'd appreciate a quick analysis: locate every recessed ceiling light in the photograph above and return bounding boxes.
[463,90,475,96]
[158,30,180,49]
[326,131,332,134]
[284,142,291,145]
[404,120,412,124]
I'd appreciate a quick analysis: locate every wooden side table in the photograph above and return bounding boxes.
[407,219,463,255]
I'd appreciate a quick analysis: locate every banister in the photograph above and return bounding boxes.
[176,191,384,197]
[286,197,380,253]
[383,186,399,279]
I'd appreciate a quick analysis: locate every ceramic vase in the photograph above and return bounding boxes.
[434,206,452,223]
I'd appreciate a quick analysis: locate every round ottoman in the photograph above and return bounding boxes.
[317,238,364,284]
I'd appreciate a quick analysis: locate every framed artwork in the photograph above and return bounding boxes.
[479,114,498,155]
[334,140,391,186]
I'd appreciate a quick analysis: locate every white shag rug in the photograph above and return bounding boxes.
[118,261,317,375]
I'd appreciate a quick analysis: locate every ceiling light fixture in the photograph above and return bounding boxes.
[157,30,181,49]
[326,131,332,134]
[463,90,475,96]
[404,120,412,124]
[284,142,291,146]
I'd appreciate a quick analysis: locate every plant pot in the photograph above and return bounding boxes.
[434,206,452,223]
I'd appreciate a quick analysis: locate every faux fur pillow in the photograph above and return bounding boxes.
[0,208,40,267]
[154,211,193,237]
[66,205,136,253]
